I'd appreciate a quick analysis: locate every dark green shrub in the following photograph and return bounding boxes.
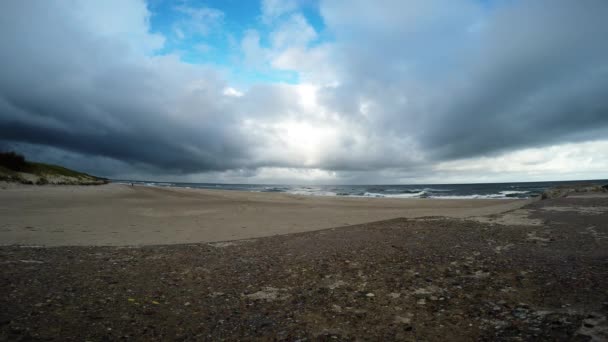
[0,151,27,171]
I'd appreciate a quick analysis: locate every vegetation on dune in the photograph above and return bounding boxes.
[540,182,608,199]
[0,151,27,171]
[0,151,108,185]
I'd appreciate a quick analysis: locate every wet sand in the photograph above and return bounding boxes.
[0,183,529,246]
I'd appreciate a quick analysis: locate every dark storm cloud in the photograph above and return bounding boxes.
[421,0,608,159]
[320,0,608,160]
[0,1,260,174]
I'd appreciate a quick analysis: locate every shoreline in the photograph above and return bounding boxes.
[111,180,549,200]
[0,183,530,247]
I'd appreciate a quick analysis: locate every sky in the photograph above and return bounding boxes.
[0,0,607,184]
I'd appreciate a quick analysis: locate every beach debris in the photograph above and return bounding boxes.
[244,287,290,301]
[471,270,490,279]
[327,280,347,290]
[494,244,514,253]
[412,286,439,295]
[526,231,551,243]
[0,259,45,264]
[394,315,412,325]
[365,292,375,297]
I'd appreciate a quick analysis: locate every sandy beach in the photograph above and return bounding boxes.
[1,188,607,340]
[0,183,529,246]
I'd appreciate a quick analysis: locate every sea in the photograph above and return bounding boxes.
[113,179,607,200]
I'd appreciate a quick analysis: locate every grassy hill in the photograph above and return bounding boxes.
[0,151,108,185]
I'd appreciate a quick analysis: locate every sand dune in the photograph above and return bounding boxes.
[0,183,530,246]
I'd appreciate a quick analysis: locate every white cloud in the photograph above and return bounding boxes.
[270,14,317,49]
[173,4,224,37]
[241,30,270,67]
[261,0,298,23]
[241,11,335,84]
[271,44,336,84]
[223,87,244,97]
[434,140,608,183]
[59,0,166,54]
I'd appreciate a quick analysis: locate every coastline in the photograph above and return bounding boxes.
[0,183,531,247]
[112,180,555,199]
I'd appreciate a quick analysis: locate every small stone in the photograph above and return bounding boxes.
[394,316,411,324]
[366,293,375,297]
[353,309,367,317]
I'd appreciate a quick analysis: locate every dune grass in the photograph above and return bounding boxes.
[0,151,107,185]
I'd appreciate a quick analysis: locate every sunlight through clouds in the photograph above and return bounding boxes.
[1,0,607,183]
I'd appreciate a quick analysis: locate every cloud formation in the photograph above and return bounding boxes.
[1,0,607,183]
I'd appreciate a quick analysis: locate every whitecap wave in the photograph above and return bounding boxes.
[429,194,506,199]
[499,190,530,195]
[346,191,428,198]
[288,190,338,196]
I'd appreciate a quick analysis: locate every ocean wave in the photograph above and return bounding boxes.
[288,189,337,196]
[345,191,428,198]
[499,190,530,195]
[430,194,507,199]
[113,181,536,199]
[423,188,453,192]
[383,188,418,193]
[431,192,531,199]
[261,187,289,192]
[385,191,428,198]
